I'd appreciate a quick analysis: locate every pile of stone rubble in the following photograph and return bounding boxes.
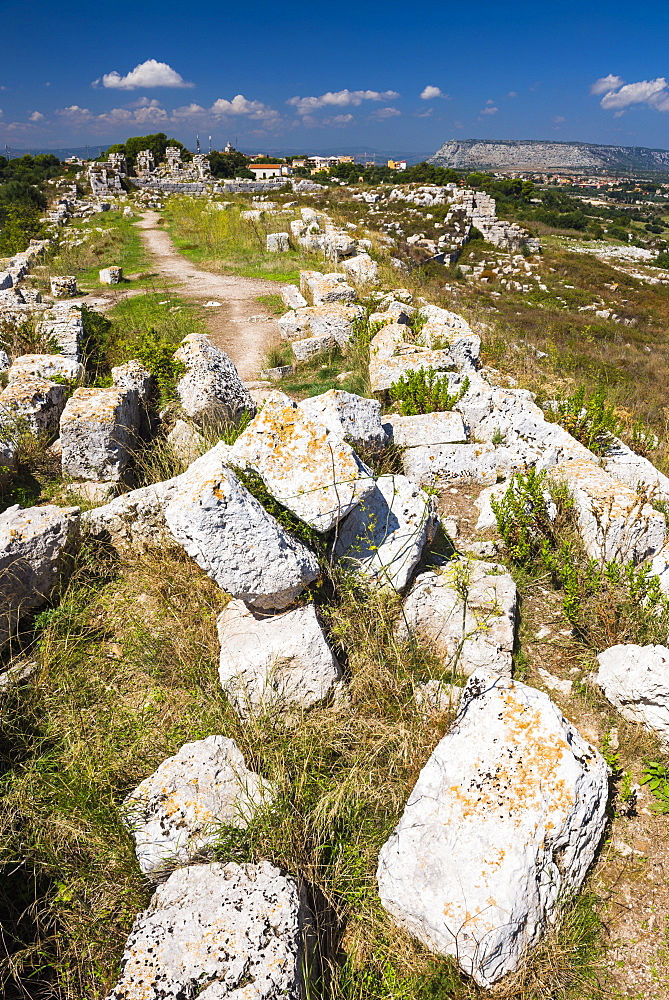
[5,252,669,993]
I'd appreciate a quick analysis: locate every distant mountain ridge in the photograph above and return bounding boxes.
[428,138,669,173]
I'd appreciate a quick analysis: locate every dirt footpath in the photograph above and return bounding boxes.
[135,211,282,380]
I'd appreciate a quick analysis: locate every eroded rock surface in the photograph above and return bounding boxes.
[377,670,608,986]
[399,558,517,676]
[124,736,274,875]
[105,862,307,1000]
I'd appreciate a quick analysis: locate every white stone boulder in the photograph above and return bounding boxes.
[280,284,308,310]
[166,419,206,464]
[334,474,437,592]
[402,442,498,488]
[50,275,77,298]
[603,436,669,501]
[0,375,69,438]
[60,385,140,482]
[99,266,123,284]
[383,411,467,447]
[230,393,375,533]
[279,304,361,348]
[341,252,379,285]
[7,355,84,384]
[218,599,341,718]
[290,334,335,363]
[299,389,388,451]
[105,862,307,1000]
[377,670,608,987]
[0,504,80,649]
[399,559,517,676]
[84,444,320,609]
[549,458,665,564]
[174,334,255,425]
[597,644,669,746]
[309,274,357,306]
[123,736,274,875]
[266,232,290,252]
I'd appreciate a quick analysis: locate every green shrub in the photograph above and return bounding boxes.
[641,761,669,814]
[389,368,469,416]
[549,385,622,455]
[80,305,113,378]
[492,470,669,646]
[131,327,186,407]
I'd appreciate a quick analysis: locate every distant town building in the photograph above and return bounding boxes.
[248,163,292,179]
[387,159,407,171]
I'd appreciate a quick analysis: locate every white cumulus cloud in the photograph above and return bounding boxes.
[322,113,354,126]
[590,74,625,95]
[210,94,278,120]
[56,105,92,118]
[287,89,399,116]
[370,106,401,119]
[29,111,44,121]
[420,85,445,100]
[480,105,498,115]
[96,59,193,90]
[599,77,669,112]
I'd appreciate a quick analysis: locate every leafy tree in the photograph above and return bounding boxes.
[0,204,43,254]
[208,150,253,179]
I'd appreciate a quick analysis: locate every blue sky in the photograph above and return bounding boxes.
[2,0,669,154]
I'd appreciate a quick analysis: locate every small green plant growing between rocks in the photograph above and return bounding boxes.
[548,384,622,455]
[130,327,186,407]
[641,761,669,814]
[492,471,669,646]
[389,368,469,416]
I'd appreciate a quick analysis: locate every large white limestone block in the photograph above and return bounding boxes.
[597,644,669,746]
[60,386,138,481]
[299,389,388,450]
[377,670,609,986]
[0,503,80,649]
[383,411,467,447]
[341,252,379,285]
[84,444,320,608]
[549,458,665,564]
[334,474,437,592]
[230,393,375,532]
[0,375,69,438]
[123,736,274,875]
[218,599,341,718]
[399,558,517,676]
[7,354,84,384]
[105,862,307,1000]
[603,437,669,501]
[175,334,255,424]
[402,442,498,488]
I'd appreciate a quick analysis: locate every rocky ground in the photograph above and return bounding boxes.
[2,176,669,999]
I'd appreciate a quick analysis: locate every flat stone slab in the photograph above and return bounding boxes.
[399,558,517,676]
[402,442,498,488]
[549,458,665,564]
[597,643,669,746]
[377,670,608,986]
[299,389,387,450]
[8,354,84,384]
[383,411,467,447]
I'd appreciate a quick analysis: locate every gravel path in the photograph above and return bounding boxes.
[135,211,282,380]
